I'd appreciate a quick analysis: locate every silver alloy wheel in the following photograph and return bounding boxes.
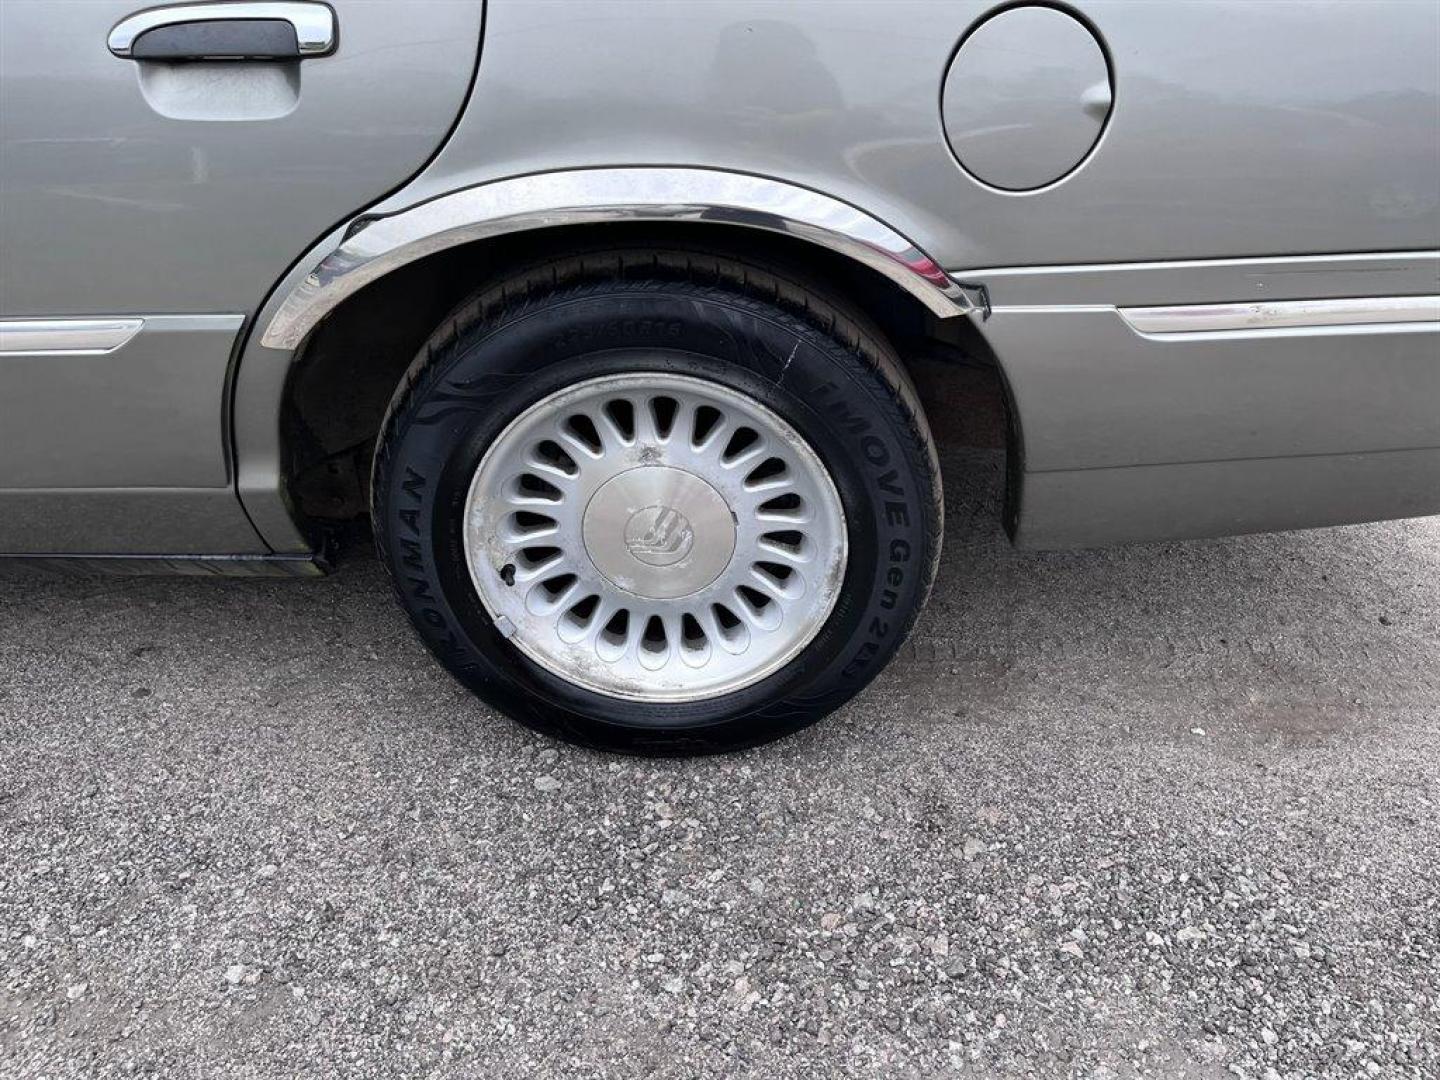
[463,372,848,702]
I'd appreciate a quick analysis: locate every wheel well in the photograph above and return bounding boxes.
[282,221,1006,524]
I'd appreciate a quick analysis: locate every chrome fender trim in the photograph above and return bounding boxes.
[260,168,974,350]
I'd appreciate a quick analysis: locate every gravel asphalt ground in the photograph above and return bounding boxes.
[2,447,1437,1079]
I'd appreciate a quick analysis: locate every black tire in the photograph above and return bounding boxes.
[371,248,942,754]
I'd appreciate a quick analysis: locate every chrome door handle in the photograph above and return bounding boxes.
[108,2,336,61]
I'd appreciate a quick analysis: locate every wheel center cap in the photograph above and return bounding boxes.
[583,467,735,600]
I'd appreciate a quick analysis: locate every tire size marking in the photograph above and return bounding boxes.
[550,319,684,353]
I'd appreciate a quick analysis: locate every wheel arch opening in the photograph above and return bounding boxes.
[280,221,1015,534]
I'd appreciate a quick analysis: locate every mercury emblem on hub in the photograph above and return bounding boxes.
[581,466,737,601]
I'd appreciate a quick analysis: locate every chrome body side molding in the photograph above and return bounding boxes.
[260,168,975,350]
[1120,295,1440,335]
[0,318,144,356]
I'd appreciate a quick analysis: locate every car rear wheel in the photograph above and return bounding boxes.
[372,248,942,753]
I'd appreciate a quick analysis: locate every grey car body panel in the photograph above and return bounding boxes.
[1,0,1438,558]
[386,0,1438,266]
[0,316,242,489]
[0,0,482,316]
[1016,448,1440,551]
[987,310,1438,470]
[0,0,484,553]
[0,489,262,556]
[971,251,1440,544]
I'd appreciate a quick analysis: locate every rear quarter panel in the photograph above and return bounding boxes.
[393,0,1439,266]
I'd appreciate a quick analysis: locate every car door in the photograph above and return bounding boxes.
[0,0,483,555]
